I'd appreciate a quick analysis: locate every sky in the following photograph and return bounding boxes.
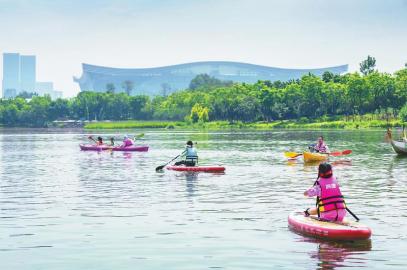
[1,0,407,97]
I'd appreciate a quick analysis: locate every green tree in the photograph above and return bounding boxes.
[161,83,171,97]
[190,103,209,123]
[189,74,232,90]
[17,91,38,99]
[345,73,369,115]
[122,80,134,95]
[360,55,376,75]
[399,103,407,122]
[106,83,115,94]
[322,71,334,83]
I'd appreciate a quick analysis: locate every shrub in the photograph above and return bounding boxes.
[400,103,407,122]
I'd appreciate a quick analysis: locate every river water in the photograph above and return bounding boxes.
[0,128,406,269]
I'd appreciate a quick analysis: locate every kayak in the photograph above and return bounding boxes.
[79,144,149,152]
[303,152,328,163]
[166,165,225,172]
[288,212,371,241]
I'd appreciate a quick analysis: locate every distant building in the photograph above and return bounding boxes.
[2,52,61,99]
[2,53,20,97]
[74,61,348,96]
[36,81,63,100]
[3,88,17,99]
[20,55,36,93]
[36,81,54,93]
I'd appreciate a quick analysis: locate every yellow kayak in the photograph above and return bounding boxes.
[303,152,328,163]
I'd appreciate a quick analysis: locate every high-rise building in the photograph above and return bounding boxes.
[20,55,36,92]
[2,53,21,97]
[2,53,57,99]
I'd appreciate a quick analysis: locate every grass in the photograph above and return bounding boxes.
[84,118,406,130]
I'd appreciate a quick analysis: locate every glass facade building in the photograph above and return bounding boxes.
[74,61,348,96]
[2,53,20,97]
[20,55,36,93]
[2,53,36,97]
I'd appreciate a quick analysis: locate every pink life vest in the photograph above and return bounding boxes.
[123,138,134,147]
[315,142,327,153]
[315,176,346,218]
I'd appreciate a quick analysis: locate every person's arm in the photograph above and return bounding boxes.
[304,185,320,197]
[325,145,330,154]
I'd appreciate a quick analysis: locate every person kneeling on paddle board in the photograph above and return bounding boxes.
[303,163,346,222]
[174,141,198,167]
[309,136,330,153]
[121,135,134,147]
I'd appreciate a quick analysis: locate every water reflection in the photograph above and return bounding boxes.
[172,171,226,197]
[300,237,372,269]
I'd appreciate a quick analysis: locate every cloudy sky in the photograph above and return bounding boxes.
[1,0,407,97]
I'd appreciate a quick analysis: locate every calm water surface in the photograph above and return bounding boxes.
[0,129,406,269]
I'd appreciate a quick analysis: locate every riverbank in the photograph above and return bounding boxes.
[83,118,405,130]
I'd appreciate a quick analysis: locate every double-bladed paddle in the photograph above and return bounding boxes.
[284,149,352,159]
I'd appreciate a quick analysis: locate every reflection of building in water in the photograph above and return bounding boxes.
[74,61,348,96]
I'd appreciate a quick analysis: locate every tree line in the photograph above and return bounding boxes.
[1,57,407,127]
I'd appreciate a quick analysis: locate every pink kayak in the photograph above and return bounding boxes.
[166,165,225,172]
[288,212,371,241]
[79,144,149,152]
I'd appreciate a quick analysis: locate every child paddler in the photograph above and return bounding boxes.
[174,141,198,167]
[303,163,347,222]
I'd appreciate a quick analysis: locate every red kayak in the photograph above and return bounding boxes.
[166,165,225,172]
[79,144,149,152]
[288,212,371,241]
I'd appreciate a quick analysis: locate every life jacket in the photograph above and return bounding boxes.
[185,146,198,163]
[315,176,346,219]
[123,138,134,147]
[315,142,327,153]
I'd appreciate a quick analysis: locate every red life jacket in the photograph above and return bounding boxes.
[315,176,346,218]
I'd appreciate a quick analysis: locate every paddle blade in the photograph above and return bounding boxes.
[284,152,302,158]
[342,149,352,155]
[155,165,165,172]
[134,133,145,139]
[330,149,352,156]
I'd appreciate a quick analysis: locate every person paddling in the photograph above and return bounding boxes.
[120,135,134,147]
[96,136,104,146]
[174,141,198,167]
[311,136,330,153]
[303,163,347,222]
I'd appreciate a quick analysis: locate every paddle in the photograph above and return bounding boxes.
[155,150,186,172]
[284,149,352,159]
[134,133,145,140]
[88,135,97,144]
[284,152,303,158]
[329,149,352,157]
